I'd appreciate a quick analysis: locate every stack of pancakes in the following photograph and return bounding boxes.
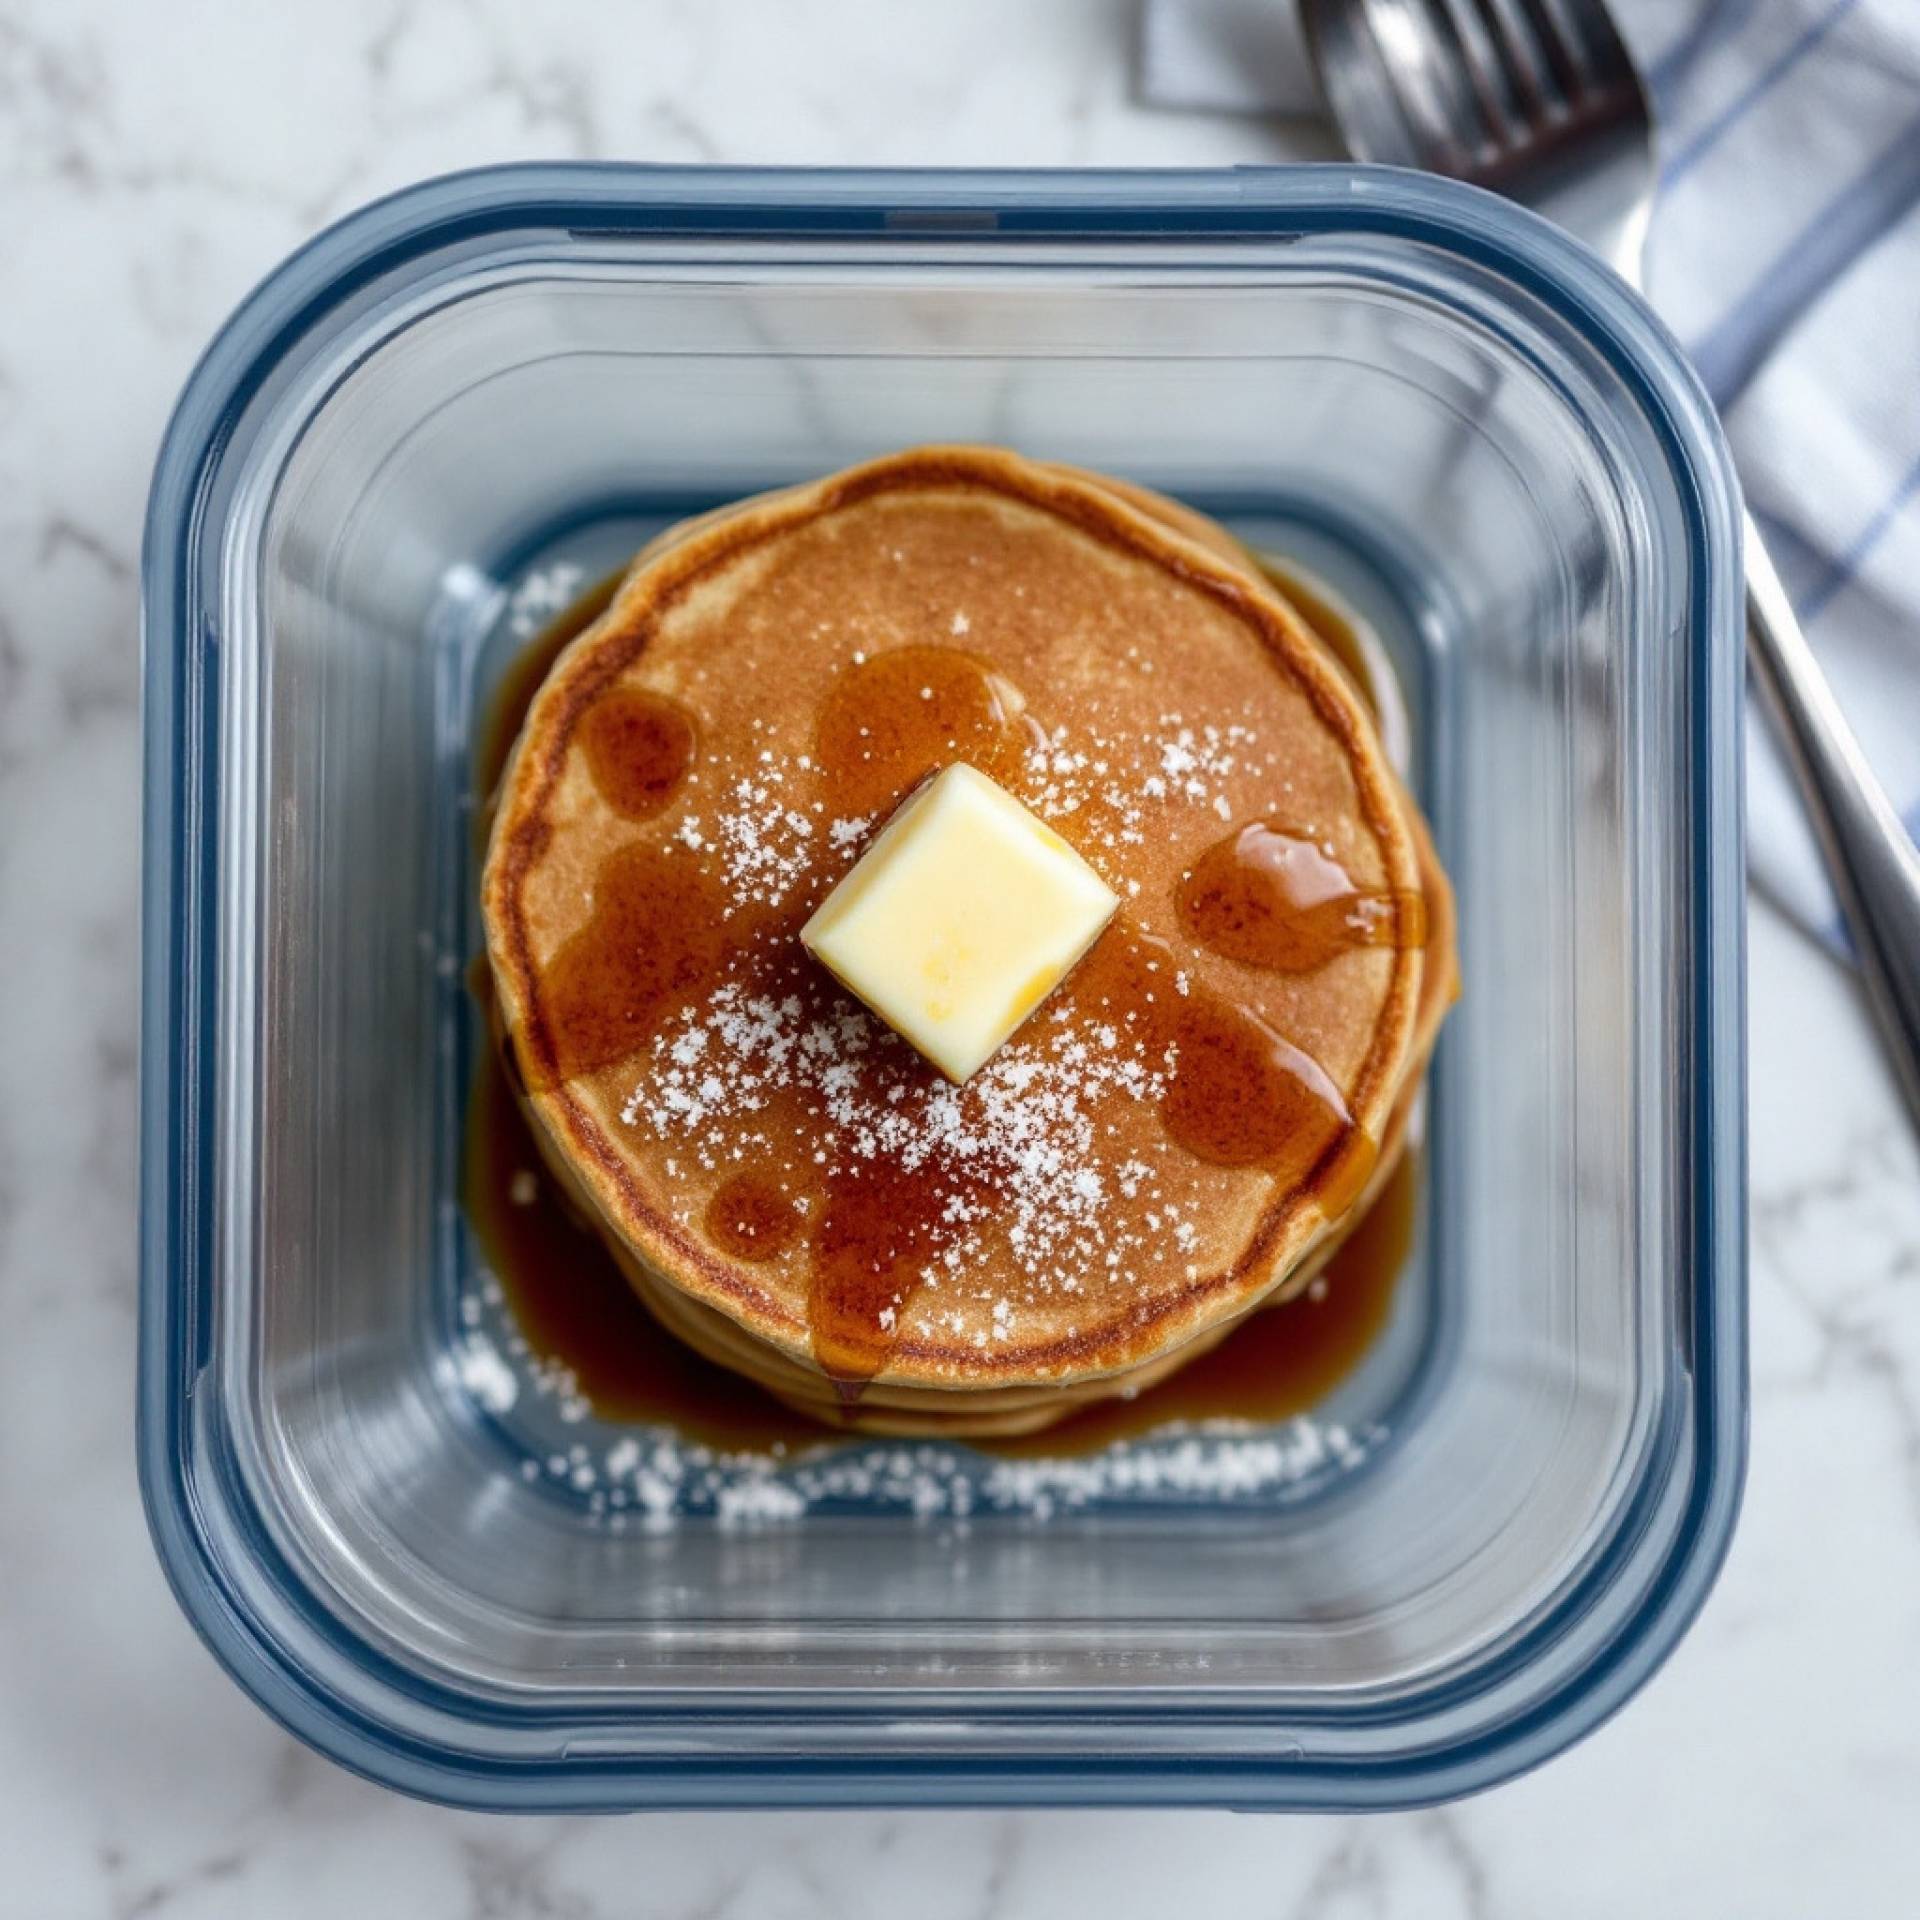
[482,447,1456,1437]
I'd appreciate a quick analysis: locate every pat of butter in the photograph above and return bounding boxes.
[802,763,1119,1083]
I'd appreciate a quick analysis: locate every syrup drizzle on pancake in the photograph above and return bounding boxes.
[1063,924,1377,1215]
[579,688,698,820]
[704,1170,805,1264]
[814,642,1043,818]
[1178,821,1428,974]
[523,842,732,1088]
[463,1040,1419,1452]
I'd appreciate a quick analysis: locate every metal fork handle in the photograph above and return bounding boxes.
[1745,514,1920,1129]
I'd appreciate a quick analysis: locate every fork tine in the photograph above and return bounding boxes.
[1558,0,1643,95]
[1513,0,1584,100]
[1543,0,1635,79]
[1501,0,1641,108]
[1358,0,1488,170]
[1425,0,1520,152]
[1302,0,1427,167]
[1304,0,1656,273]
[1461,0,1559,120]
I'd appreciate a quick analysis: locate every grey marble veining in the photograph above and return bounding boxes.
[1,1,1916,1914]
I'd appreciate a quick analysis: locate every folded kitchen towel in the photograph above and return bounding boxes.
[1142,0,1920,951]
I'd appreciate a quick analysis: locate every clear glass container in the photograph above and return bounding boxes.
[139,166,1746,1810]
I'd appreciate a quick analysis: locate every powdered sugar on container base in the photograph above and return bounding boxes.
[453,1251,1385,1529]
[566,1418,1384,1529]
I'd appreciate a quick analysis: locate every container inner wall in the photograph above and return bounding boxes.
[224,241,1688,1698]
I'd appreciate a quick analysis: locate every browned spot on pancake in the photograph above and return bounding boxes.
[815,644,1035,818]
[705,1171,804,1263]
[1164,996,1375,1214]
[1178,822,1427,974]
[526,843,728,1087]
[579,688,697,820]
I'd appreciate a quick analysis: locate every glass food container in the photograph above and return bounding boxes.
[139,165,1746,1811]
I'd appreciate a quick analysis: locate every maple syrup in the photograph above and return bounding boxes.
[808,1153,985,1392]
[462,1052,805,1450]
[704,1170,806,1264]
[463,1044,1418,1453]
[579,688,697,820]
[1002,1143,1418,1457]
[521,841,730,1088]
[1178,822,1427,973]
[814,643,1041,818]
[1059,919,1377,1215]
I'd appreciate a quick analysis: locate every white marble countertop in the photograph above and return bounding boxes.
[3,1,1918,1913]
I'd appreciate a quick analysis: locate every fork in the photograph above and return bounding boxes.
[1302,0,1920,1133]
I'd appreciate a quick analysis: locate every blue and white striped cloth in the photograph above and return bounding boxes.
[1143,0,1920,951]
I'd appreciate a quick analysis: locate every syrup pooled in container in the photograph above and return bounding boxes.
[463,1044,1419,1457]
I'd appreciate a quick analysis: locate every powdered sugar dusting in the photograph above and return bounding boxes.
[613,683,1300,1347]
[713,765,817,909]
[1008,711,1276,877]
[624,973,1183,1310]
[449,1332,519,1413]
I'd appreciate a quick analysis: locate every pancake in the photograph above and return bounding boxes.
[482,446,1455,1434]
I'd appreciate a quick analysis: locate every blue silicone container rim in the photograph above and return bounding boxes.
[138,163,1747,1812]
